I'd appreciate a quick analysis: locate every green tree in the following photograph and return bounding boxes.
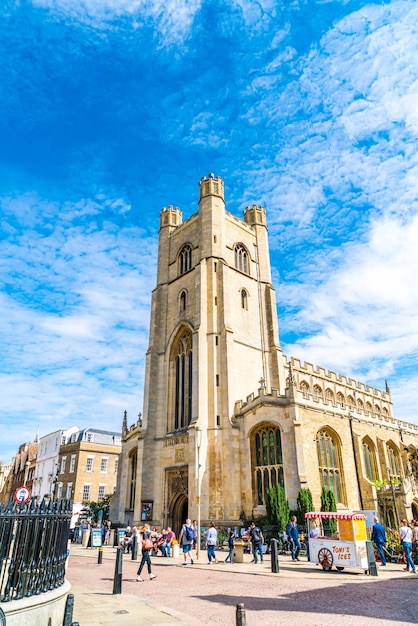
[81,494,113,523]
[320,486,337,534]
[265,484,290,531]
[296,488,314,528]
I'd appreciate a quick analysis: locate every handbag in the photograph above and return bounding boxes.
[142,538,154,551]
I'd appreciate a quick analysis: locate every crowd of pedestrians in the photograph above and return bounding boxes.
[74,513,418,583]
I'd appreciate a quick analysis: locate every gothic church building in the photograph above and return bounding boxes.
[111,175,418,532]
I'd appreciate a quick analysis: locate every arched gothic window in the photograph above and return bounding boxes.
[313,384,323,400]
[252,425,284,506]
[325,388,334,403]
[374,405,381,415]
[316,429,345,505]
[179,290,187,312]
[365,401,372,413]
[336,392,345,406]
[357,399,364,411]
[347,395,355,409]
[382,407,389,416]
[241,288,248,310]
[170,328,193,430]
[128,450,137,510]
[362,438,377,481]
[387,443,401,479]
[300,381,310,398]
[178,244,192,275]
[234,244,249,275]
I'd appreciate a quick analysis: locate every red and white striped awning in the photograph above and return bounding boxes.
[304,512,366,520]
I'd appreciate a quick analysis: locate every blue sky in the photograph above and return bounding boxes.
[1,0,417,462]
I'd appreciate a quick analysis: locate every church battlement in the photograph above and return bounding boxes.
[244,203,266,227]
[199,173,224,200]
[289,357,391,401]
[160,205,182,229]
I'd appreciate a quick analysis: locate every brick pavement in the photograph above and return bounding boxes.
[66,544,418,625]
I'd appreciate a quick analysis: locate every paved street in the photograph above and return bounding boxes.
[66,545,418,625]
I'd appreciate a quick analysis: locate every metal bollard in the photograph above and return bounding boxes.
[270,538,279,573]
[366,540,378,576]
[63,593,75,626]
[113,547,123,594]
[236,603,246,626]
[131,534,138,560]
[98,545,104,564]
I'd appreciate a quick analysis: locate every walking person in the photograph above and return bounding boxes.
[399,519,417,574]
[287,516,301,561]
[179,518,194,565]
[205,521,218,564]
[136,524,158,581]
[224,531,235,563]
[246,521,264,563]
[371,517,387,566]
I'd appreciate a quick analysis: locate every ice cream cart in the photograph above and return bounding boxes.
[305,511,369,572]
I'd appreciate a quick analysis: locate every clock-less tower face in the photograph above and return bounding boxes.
[135,174,286,532]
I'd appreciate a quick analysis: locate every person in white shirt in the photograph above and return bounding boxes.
[399,519,417,573]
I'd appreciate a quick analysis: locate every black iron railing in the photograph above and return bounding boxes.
[0,498,72,602]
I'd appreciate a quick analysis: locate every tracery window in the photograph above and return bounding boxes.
[357,399,364,411]
[316,429,345,505]
[365,401,372,413]
[170,328,193,430]
[336,392,345,406]
[382,407,389,416]
[362,438,377,482]
[374,405,381,415]
[178,244,192,275]
[325,388,334,403]
[313,384,323,400]
[387,443,401,479]
[300,381,310,398]
[234,244,249,275]
[347,395,355,409]
[252,425,284,506]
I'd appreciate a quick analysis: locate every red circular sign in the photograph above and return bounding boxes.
[14,486,31,503]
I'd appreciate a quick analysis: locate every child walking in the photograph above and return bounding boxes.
[224,531,235,563]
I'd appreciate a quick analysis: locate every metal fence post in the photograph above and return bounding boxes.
[113,547,123,594]
[62,593,74,626]
[236,603,246,626]
[270,538,279,573]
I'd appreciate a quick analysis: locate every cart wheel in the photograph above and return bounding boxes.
[336,566,344,571]
[318,547,333,571]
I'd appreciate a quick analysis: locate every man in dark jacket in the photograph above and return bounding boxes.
[287,516,301,561]
[371,517,387,565]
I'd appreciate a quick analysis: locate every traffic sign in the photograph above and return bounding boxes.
[14,486,31,503]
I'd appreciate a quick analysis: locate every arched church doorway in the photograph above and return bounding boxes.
[412,501,418,519]
[169,492,188,538]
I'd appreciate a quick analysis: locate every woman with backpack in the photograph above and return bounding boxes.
[205,521,218,564]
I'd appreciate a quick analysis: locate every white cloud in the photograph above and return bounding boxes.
[30,0,203,44]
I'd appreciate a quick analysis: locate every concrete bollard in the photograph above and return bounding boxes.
[236,603,246,626]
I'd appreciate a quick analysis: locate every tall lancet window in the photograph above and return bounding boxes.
[234,243,249,275]
[170,328,193,430]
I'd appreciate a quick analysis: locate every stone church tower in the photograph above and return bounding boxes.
[111,175,418,533]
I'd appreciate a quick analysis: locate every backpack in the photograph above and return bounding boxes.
[184,524,194,541]
[252,527,261,543]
